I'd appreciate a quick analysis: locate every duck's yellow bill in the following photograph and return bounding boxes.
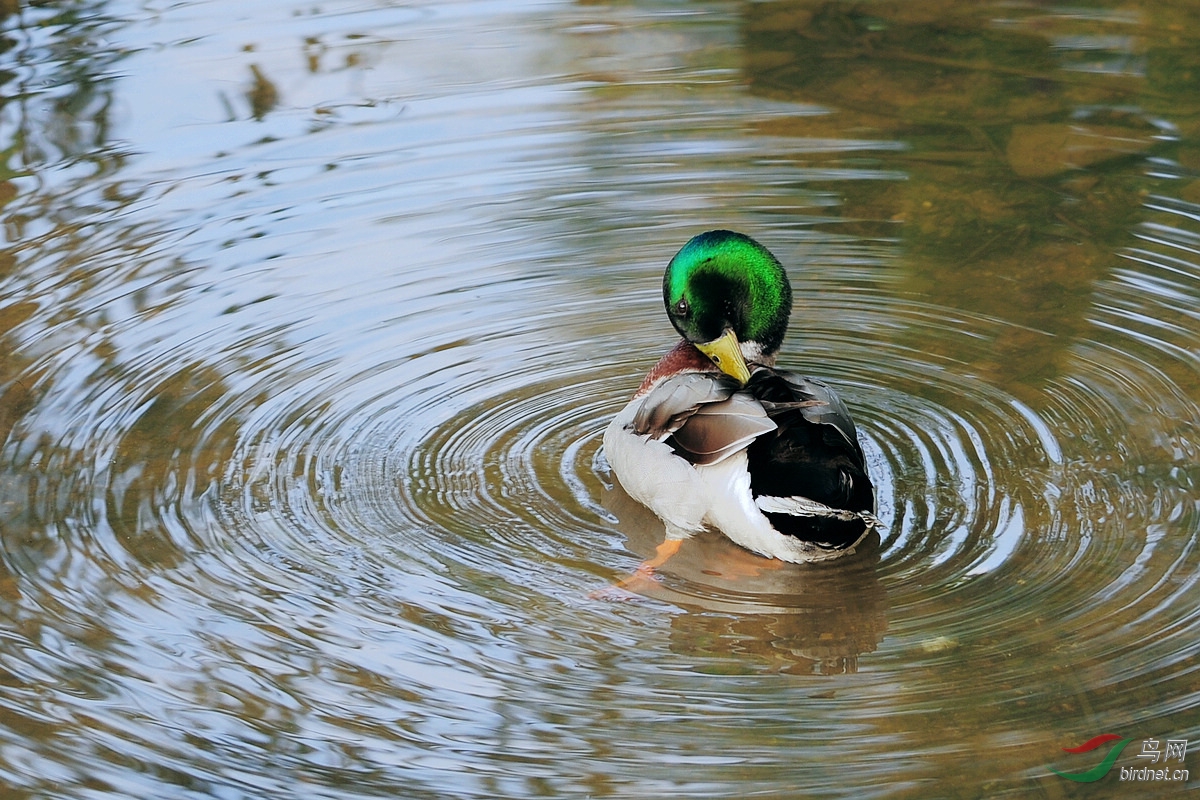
[695,328,751,385]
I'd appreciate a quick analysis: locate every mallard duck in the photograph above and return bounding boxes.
[603,230,878,572]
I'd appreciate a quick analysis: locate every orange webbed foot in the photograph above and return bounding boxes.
[590,538,684,600]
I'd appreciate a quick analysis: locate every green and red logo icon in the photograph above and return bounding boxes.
[1050,734,1133,782]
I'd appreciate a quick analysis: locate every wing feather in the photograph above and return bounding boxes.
[629,372,775,466]
[745,367,875,515]
[670,393,776,465]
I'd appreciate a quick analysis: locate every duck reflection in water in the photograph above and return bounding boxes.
[602,476,887,675]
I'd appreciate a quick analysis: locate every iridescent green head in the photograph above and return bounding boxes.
[663,230,792,381]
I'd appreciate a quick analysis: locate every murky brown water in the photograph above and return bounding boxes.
[1,1,1198,797]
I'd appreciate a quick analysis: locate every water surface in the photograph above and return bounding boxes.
[0,1,1198,797]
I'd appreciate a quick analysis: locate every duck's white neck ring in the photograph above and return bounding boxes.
[742,340,775,368]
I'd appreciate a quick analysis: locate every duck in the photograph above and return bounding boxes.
[603,230,878,574]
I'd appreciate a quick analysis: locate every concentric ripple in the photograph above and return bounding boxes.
[4,213,1200,794]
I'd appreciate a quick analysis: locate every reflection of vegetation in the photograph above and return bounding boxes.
[741,1,1192,393]
[107,363,239,569]
[0,0,137,323]
[0,302,36,450]
[0,1,147,460]
[247,64,280,121]
[0,2,127,181]
[0,2,180,579]
[745,1,1067,124]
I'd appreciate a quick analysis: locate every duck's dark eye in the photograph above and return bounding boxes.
[674,298,689,317]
